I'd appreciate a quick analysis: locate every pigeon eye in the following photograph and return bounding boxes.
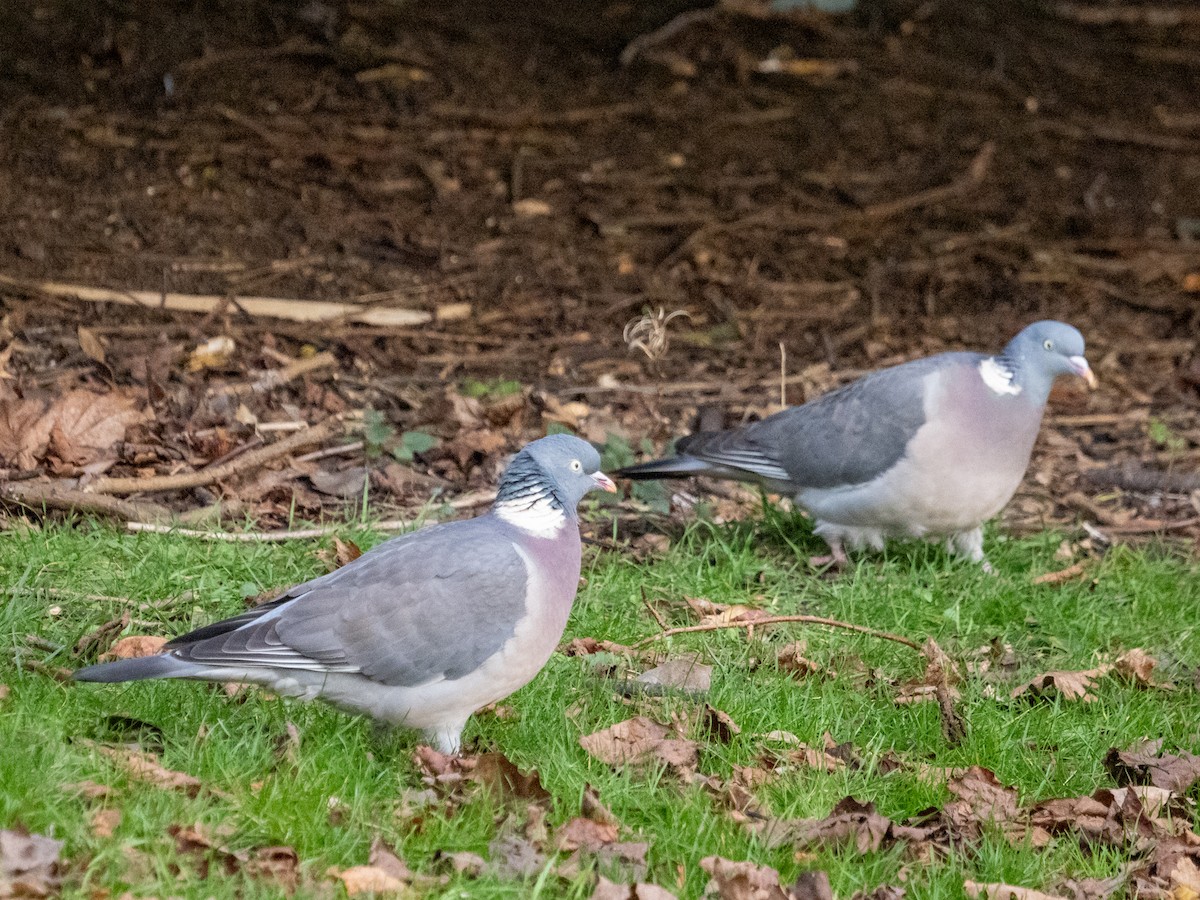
[1043,339,1054,350]
[570,460,582,472]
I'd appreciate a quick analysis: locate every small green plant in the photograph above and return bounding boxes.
[362,408,396,459]
[1148,417,1187,453]
[462,378,523,401]
[393,430,438,463]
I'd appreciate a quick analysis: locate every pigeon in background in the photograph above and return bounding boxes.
[618,321,1096,571]
[76,435,617,754]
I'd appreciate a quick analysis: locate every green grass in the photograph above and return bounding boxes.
[2,511,1199,898]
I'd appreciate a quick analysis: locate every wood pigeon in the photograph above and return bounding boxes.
[75,435,617,754]
[617,321,1095,571]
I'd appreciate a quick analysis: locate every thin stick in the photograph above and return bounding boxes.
[630,614,923,652]
[0,275,450,327]
[640,586,671,631]
[87,419,340,495]
[216,351,338,397]
[779,342,787,408]
[1,482,173,523]
[126,520,421,541]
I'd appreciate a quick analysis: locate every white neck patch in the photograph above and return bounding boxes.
[494,496,568,538]
[979,357,1022,396]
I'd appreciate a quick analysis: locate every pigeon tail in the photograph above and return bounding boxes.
[74,654,188,683]
[615,455,720,480]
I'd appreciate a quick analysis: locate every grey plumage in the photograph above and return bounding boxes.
[619,322,1095,570]
[76,434,617,753]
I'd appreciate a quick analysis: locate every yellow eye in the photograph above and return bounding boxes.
[1043,339,1054,350]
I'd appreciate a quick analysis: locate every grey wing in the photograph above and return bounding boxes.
[167,517,529,687]
[680,354,965,489]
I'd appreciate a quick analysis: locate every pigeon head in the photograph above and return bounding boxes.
[1000,321,1096,400]
[495,434,616,519]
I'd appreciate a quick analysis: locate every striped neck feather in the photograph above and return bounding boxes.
[494,457,569,537]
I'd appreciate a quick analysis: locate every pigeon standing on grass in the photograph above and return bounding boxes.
[617,321,1096,571]
[76,435,617,754]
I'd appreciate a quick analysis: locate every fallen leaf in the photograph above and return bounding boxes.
[368,838,413,882]
[436,850,486,876]
[790,871,835,900]
[1010,666,1113,702]
[512,198,553,217]
[170,823,242,877]
[580,716,699,770]
[74,612,131,660]
[61,780,113,800]
[1104,745,1200,794]
[777,642,822,679]
[1,828,62,897]
[77,326,106,364]
[89,808,121,838]
[244,846,300,892]
[635,656,711,693]
[1031,561,1090,585]
[582,784,621,826]
[555,817,619,851]
[700,856,790,900]
[1114,649,1160,687]
[590,875,679,899]
[963,881,1068,900]
[38,389,145,468]
[99,635,168,661]
[338,865,408,896]
[0,685,8,704]
[86,741,228,800]
[186,335,236,372]
[0,396,51,469]
[701,705,741,743]
[487,832,545,879]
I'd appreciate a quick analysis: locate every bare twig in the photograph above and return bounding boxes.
[1081,461,1200,494]
[630,614,923,652]
[641,586,672,631]
[0,274,455,327]
[216,351,338,397]
[87,419,341,495]
[0,482,173,523]
[126,520,421,541]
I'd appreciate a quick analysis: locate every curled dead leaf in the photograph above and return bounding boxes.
[1010,665,1113,702]
[100,635,168,662]
[579,716,699,770]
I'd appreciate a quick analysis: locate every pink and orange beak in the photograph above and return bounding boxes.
[1069,355,1098,390]
[591,471,618,493]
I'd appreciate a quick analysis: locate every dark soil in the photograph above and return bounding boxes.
[0,0,1197,542]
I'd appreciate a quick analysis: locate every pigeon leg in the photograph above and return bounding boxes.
[427,721,467,756]
[808,539,848,569]
[948,527,996,574]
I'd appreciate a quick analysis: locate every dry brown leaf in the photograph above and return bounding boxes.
[37,389,145,467]
[337,865,409,896]
[87,742,227,799]
[89,808,121,839]
[412,747,550,806]
[486,832,545,879]
[61,780,113,800]
[1010,665,1113,702]
[777,642,823,679]
[244,846,300,893]
[699,856,790,900]
[555,817,620,851]
[0,685,8,704]
[791,871,835,900]
[77,326,106,364]
[1104,745,1200,794]
[1031,561,1090,585]
[701,705,741,743]
[1114,649,1160,687]
[963,881,1068,900]
[590,875,679,899]
[579,716,699,770]
[0,396,50,470]
[100,635,168,662]
[368,838,413,882]
[582,784,621,826]
[0,828,63,898]
[635,656,711,694]
[186,335,236,372]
